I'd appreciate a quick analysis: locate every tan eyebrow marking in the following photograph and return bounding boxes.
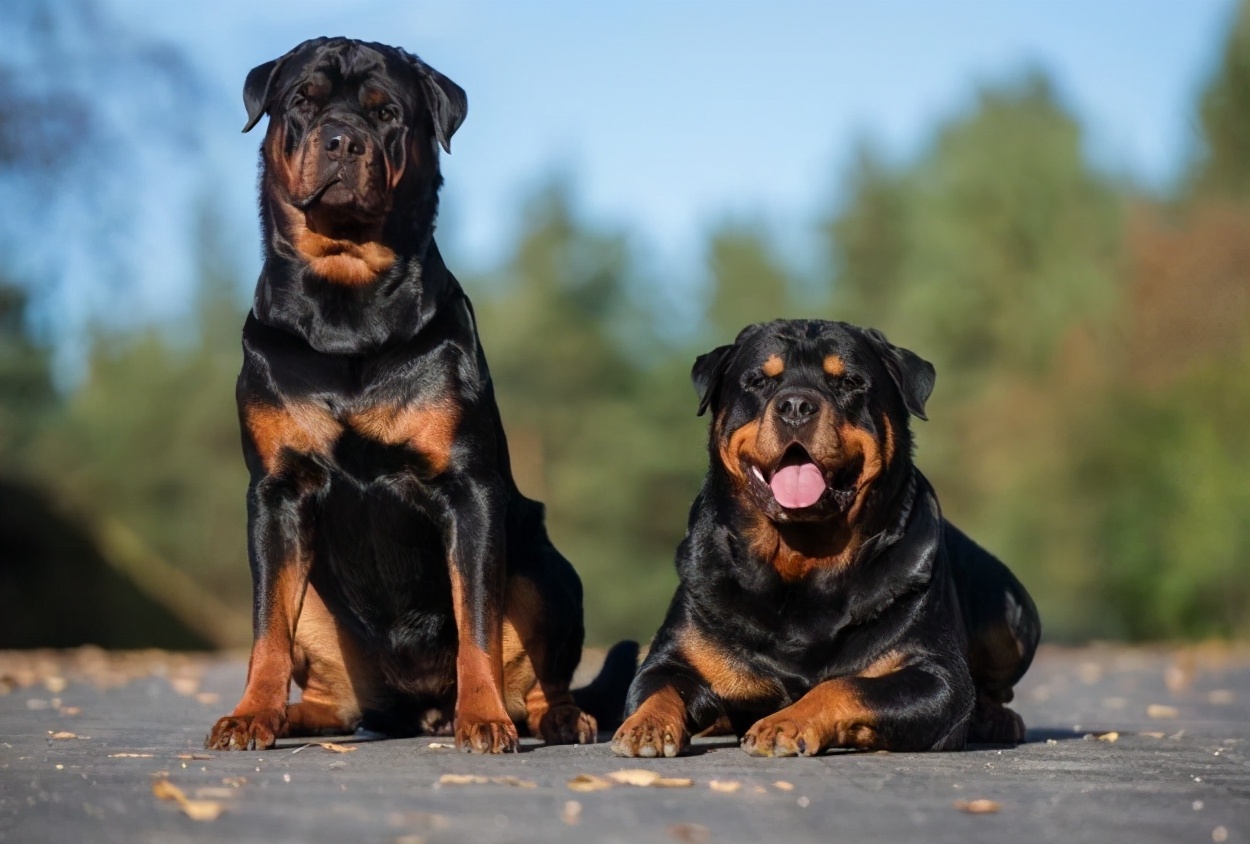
[762,355,785,377]
[823,355,846,376]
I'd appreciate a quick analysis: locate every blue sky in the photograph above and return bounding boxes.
[39,0,1242,351]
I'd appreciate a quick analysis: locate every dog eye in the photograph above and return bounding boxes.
[376,105,400,123]
[742,370,772,392]
[839,373,867,393]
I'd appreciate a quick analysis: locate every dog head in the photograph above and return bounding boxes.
[693,320,934,530]
[242,38,466,284]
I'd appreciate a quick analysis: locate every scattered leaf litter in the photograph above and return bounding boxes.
[954,799,1001,814]
[566,774,613,792]
[607,769,693,788]
[152,779,226,821]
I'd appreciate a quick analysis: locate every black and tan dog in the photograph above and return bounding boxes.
[613,320,1040,757]
[205,38,633,754]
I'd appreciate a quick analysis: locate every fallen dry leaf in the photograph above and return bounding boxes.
[169,677,200,696]
[1096,732,1120,743]
[669,822,711,843]
[427,742,452,749]
[494,776,537,789]
[152,779,226,821]
[773,781,795,791]
[48,731,83,740]
[567,773,613,792]
[708,780,741,793]
[1076,662,1102,684]
[194,787,239,801]
[607,769,659,786]
[436,773,535,788]
[176,753,211,760]
[1147,704,1179,719]
[561,800,582,825]
[606,769,692,788]
[108,753,154,758]
[316,742,357,754]
[954,799,1001,814]
[1139,731,1166,739]
[386,811,449,831]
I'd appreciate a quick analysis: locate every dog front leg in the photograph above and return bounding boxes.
[442,475,517,753]
[206,479,311,750]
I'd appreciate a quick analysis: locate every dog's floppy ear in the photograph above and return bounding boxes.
[863,328,936,421]
[242,58,282,133]
[692,344,736,418]
[242,39,328,133]
[407,54,467,153]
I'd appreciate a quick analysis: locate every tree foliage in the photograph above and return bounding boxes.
[1192,0,1250,201]
[4,5,1249,647]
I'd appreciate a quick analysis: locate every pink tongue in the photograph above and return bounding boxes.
[769,463,827,509]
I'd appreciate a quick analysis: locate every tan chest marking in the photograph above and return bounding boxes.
[348,400,460,475]
[244,402,341,474]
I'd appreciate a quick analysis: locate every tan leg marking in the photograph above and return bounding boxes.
[206,565,307,750]
[611,685,688,758]
[288,580,381,736]
[742,649,906,757]
[448,568,516,753]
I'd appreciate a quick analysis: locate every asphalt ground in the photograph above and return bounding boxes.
[1,644,1247,844]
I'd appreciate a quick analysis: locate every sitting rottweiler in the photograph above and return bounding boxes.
[205,37,633,754]
[613,320,1040,757]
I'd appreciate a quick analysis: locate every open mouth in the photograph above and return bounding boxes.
[747,444,861,512]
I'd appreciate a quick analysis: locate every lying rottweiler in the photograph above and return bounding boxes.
[613,320,1040,757]
[205,37,633,754]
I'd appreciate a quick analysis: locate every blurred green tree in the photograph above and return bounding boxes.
[824,142,910,329]
[705,222,797,341]
[1192,0,1250,201]
[823,72,1130,638]
[0,283,57,471]
[473,183,702,643]
[28,204,251,640]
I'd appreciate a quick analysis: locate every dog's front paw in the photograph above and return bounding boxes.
[539,704,597,745]
[611,710,686,758]
[742,714,824,758]
[205,710,286,751]
[455,717,519,753]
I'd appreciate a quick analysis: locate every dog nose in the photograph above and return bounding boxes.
[776,391,820,427]
[322,124,366,158]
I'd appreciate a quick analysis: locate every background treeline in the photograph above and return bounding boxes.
[1,2,1248,647]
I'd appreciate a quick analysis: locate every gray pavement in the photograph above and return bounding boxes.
[1,644,1247,844]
